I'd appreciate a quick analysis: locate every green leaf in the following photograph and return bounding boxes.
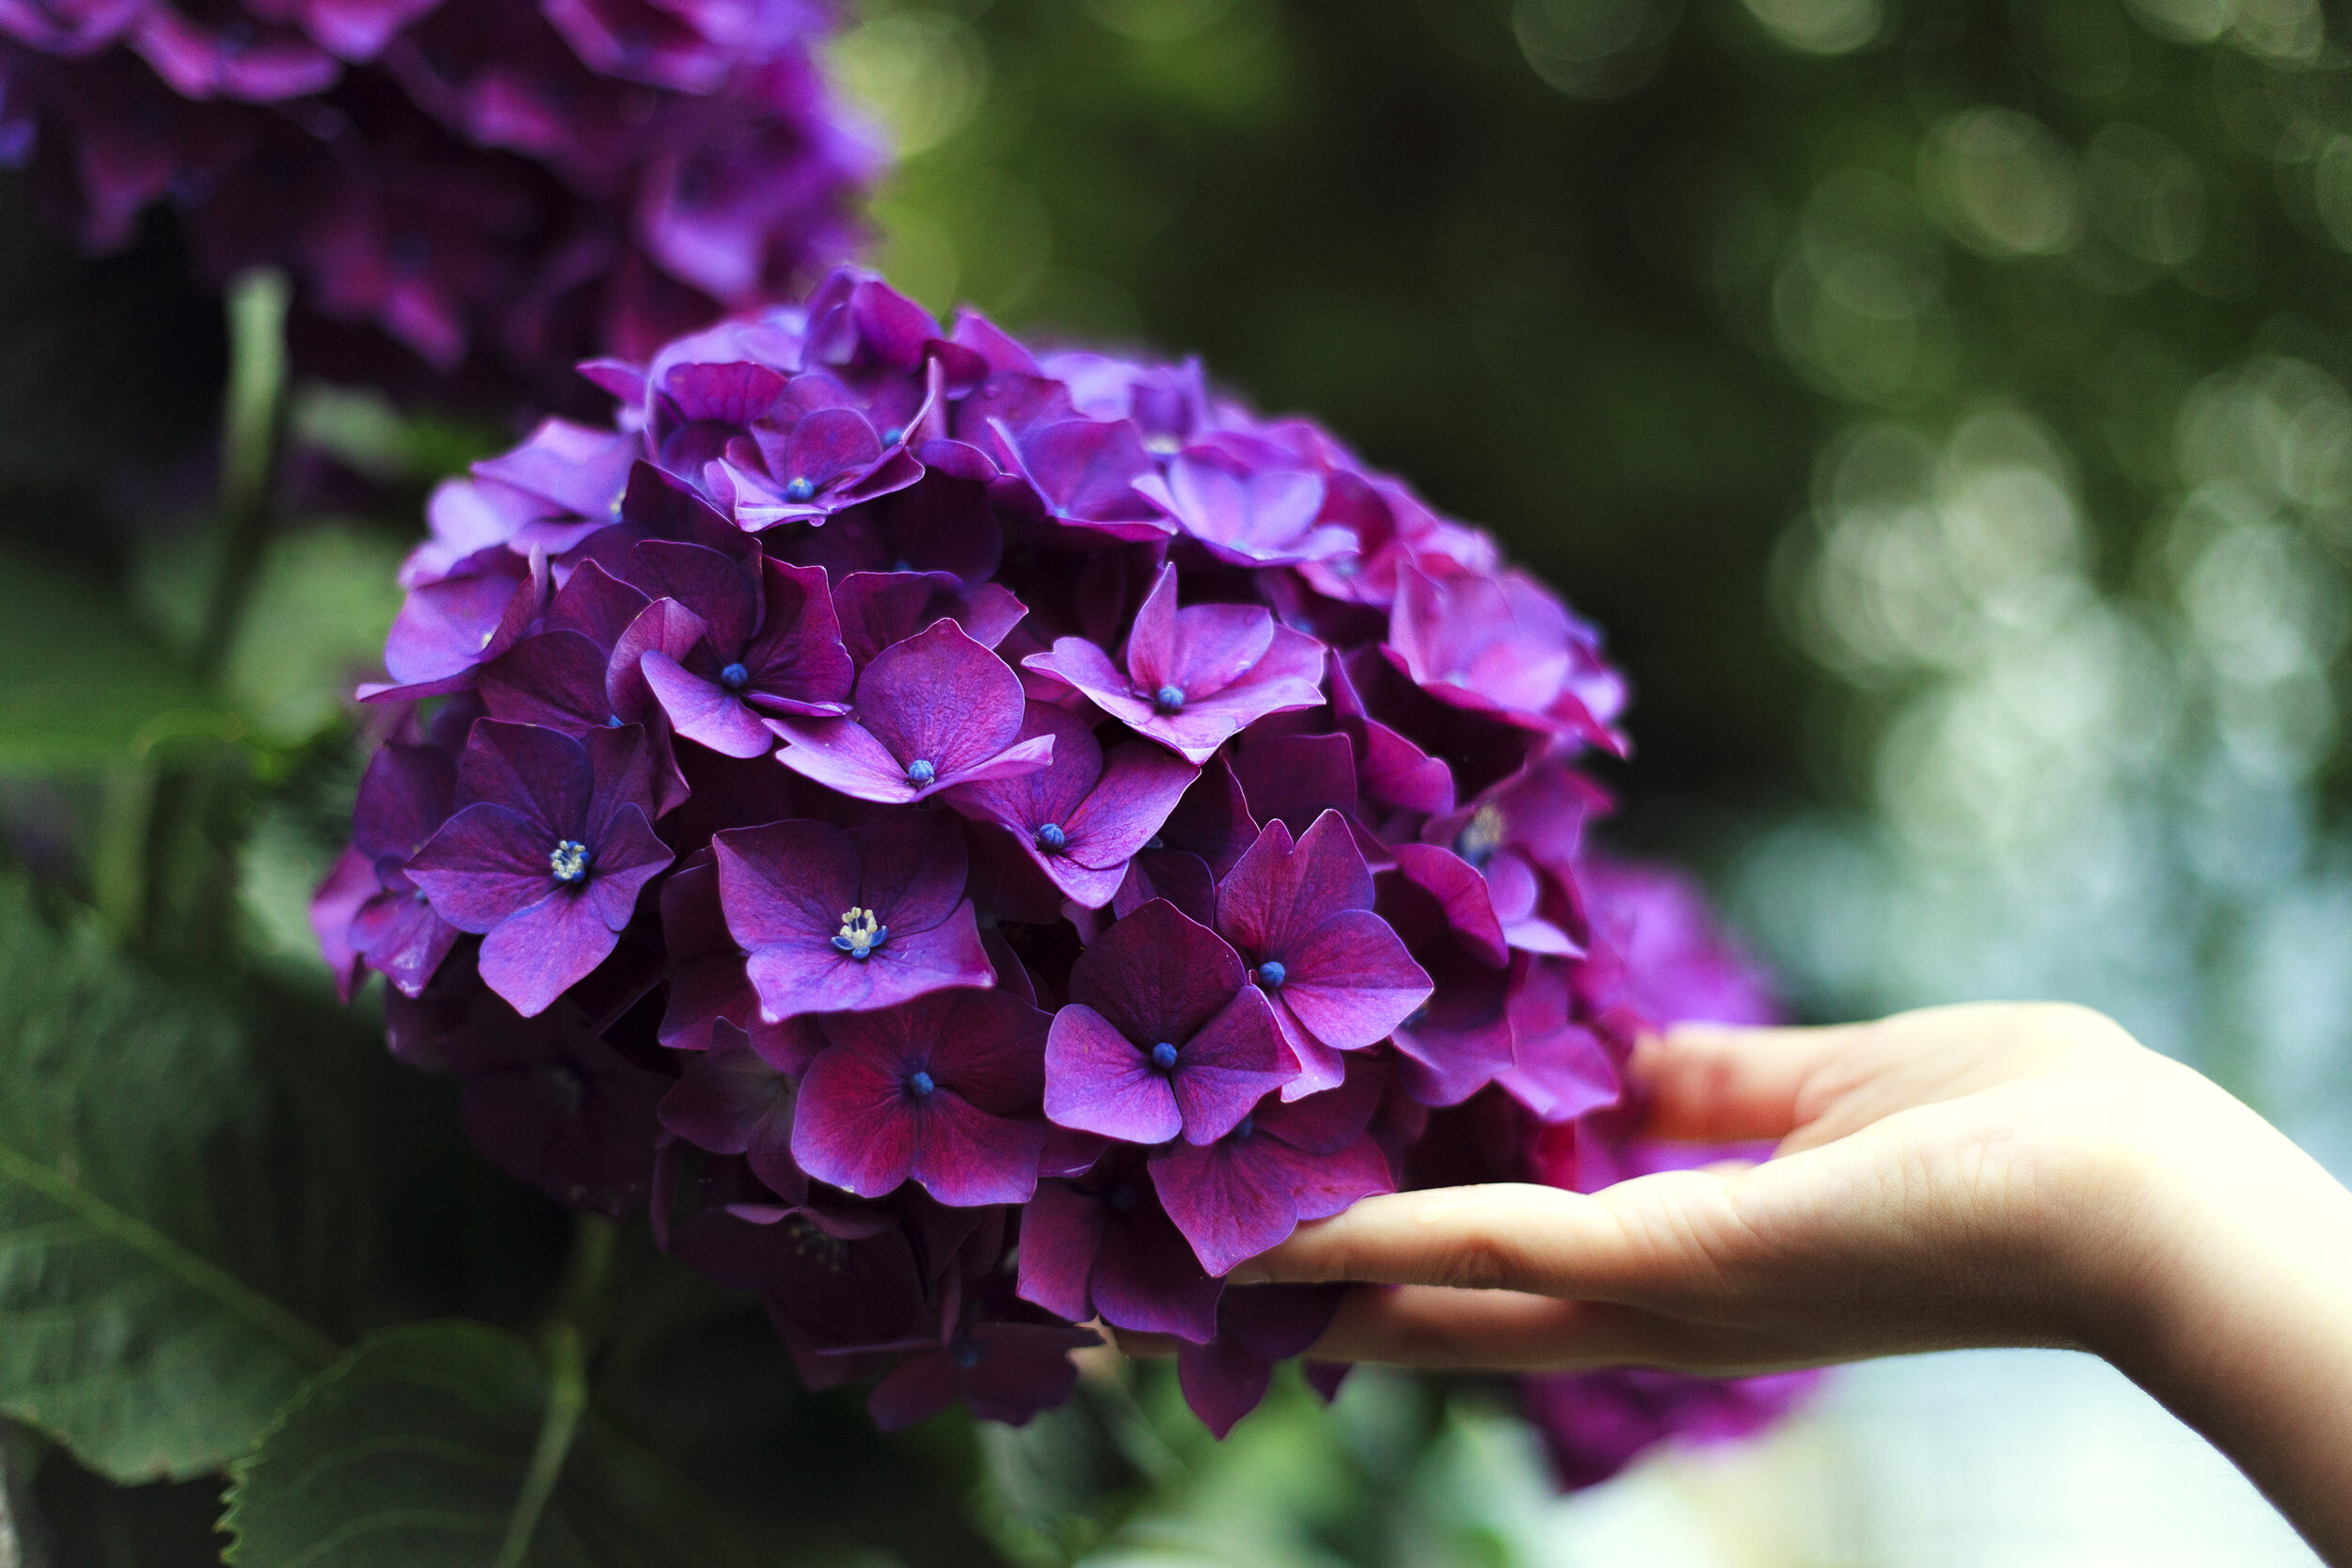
[0,551,230,773]
[221,1322,755,1568]
[0,878,341,1481]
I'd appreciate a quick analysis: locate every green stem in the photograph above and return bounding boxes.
[90,762,156,948]
[194,268,292,683]
[491,1215,612,1568]
[493,1323,587,1568]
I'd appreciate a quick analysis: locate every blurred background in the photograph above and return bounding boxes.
[4,0,2349,1562]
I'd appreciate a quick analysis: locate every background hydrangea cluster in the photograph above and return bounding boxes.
[0,0,879,389]
[313,263,1809,1473]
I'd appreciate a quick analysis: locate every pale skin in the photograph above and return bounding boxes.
[1226,1004,2352,1566]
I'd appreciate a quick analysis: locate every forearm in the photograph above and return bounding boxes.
[2104,1126,2352,1566]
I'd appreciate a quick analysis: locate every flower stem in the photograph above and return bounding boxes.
[194,268,291,683]
[493,1321,587,1568]
[489,1213,616,1568]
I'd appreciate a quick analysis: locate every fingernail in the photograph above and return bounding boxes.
[1226,1260,1270,1286]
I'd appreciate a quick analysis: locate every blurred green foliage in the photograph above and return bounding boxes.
[3,0,2351,1562]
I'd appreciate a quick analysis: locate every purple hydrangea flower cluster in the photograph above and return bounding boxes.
[0,0,880,382]
[314,265,1811,1463]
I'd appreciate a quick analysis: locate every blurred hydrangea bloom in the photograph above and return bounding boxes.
[316,265,1808,1465]
[0,0,882,389]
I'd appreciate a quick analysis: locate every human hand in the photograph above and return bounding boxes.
[1234,1002,2352,1563]
[1237,1002,2347,1378]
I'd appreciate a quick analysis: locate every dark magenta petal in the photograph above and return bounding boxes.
[1042,1002,1181,1145]
[787,1045,922,1197]
[713,818,863,948]
[854,619,1027,778]
[640,650,775,758]
[457,1033,667,1219]
[1279,909,1432,1052]
[795,1007,1043,1207]
[1062,740,1198,872]
[1165,987,1291,1146]
[480,631,614,734]
[627,539,760,656]
[819,988,1048,1114]
[1066,897,1245,1049]
[546,560,653,652]
[1216,811,1377,962]
[850,809,972,937]
[1176,1334,1275,1440]
[740,558,854,710]
[1391,843,1511,967]
[1013,1178,1109,1323]
[658,1034,793,1161]
[1148,1136,1297,1277]
[1085,1191,1224,1342]
[1259,1057,1387,1154]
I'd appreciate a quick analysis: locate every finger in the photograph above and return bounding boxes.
[1309,1284,1820,1376]
[1107,1326,1184,1359]
[1232,1182,1667,1297]
[1631,1022,1872,1142]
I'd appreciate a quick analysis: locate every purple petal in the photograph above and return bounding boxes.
[477,888,625,1017]
[743,900,993,1019]
[626,540,759,655]
[1015,1178,1108,1323]
[788,1046,920,1197]
[1167,987,1291,1145]
[1066,898,1245,1049]
[741,559,854,714]
[850,809,972,937]
[582,803,672,931]
[641,649,775,758]
[713,818,861,949]
[1042,1002,1181,1145]
[547,561,652,653]
[480,631,615,733]
[1216,811,1375,962]
[853,620,1028,779]
[1088,1193,1224,1341]
[407,802,559,931]
[1176,1336,1274,1440]
[1063,741,1198,872]
[1280,909,1433,1052]
[453,720,592,837]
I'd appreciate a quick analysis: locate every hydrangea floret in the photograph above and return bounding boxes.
[0,0,882,388]
[316,265,1812,1466]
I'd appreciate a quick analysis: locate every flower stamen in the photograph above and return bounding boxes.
[832,906,889,958]
[549,839,592,884]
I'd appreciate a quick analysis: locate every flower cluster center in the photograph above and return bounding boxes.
[832,907,889,958]
[1455,804,1505,868]
[1152,684,1186,714]
[1035,822,1068,854]
[719,661,751,691]
[1149,1041,1180,1071]
[904,758,936,786]
[549,839,592,884]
